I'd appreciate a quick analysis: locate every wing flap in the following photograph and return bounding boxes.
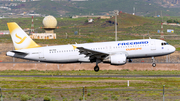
[74,46,109,60]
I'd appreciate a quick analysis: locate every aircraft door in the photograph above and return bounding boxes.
[109,46,112,53]
[151,41,156,50]
[39,49,44,60]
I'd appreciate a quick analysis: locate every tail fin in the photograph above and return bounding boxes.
[7,22,40,50]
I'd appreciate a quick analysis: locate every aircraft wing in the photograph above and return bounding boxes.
[73,45,109,60]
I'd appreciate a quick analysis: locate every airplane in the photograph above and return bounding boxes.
[6,22,176,72]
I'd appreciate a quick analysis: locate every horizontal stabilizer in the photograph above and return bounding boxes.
[11,50,29,55]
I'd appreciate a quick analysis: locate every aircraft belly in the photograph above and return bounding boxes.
[44,53,79,62]
[68,55,79,62]
[127,48,160,58]
[26,54,39,60]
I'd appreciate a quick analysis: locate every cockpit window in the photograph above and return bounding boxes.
[161,42,169,46]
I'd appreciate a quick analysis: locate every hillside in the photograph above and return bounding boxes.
[1,13,180,47]
[2,0,180,17]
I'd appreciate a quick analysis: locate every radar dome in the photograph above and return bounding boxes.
[43,15,57,29]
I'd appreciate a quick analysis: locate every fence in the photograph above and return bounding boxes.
[0,88,180,101]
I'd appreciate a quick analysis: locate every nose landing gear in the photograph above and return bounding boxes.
[128,59,132,63]
[152,63,156,67]
[152,57,156,67]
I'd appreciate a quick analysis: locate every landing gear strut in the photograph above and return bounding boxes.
[94,59,101,72]
[152,57,156,67]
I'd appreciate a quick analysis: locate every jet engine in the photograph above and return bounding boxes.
[103,53,127,65]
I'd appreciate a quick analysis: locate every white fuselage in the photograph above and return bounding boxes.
[7,39,175,63]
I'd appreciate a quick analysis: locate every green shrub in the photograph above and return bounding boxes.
[87,93,91,96]
[121,69,130,71]
[79,97,83,100]
[114,97,118,101]
[63,98,68,101]
[30,94,35,97]
[103,96,109,100]
[111,95,118,101]
[70,97,75,101]
[126,97,132,100]
[111,95,118,100]
[13,94,17,97]
[44,96,51,101]
[20,95,29,101]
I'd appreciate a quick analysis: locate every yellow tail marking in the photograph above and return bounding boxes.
[72,45,77,50]
[15,33,22,40]
[15,34,27,44]
[7,22,19,34]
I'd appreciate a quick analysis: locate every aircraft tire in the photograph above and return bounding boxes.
[94,65,99,72]
[128,59,132,62]
[152,63,156,67]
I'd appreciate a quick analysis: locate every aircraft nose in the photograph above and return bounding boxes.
[170,45,176,53]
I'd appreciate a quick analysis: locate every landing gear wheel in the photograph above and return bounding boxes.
[94,65,99,72]
[128,59,132,63]
[152,63,156,67]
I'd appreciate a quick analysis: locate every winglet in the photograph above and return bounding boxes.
[72,45,77,50]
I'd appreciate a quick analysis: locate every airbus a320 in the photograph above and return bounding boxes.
[6,22,176,72]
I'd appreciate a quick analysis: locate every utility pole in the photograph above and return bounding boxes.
[0,87,2,101]
[31,16,34,33]
[133,7,135,15]
[161,10,163,22]
[163,85,165,101]
[114,10,119,41]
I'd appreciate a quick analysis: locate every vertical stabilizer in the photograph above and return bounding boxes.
[7,22,40,50]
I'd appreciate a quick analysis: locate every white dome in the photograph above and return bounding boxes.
[43,15,57,28]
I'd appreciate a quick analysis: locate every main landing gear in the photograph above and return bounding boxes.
[94,59,101,72]
[152,57,156,67]
[94,65,99,72]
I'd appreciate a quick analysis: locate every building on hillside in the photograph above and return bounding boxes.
[30,33,56,39]
[100,16,111,19]
[72,15,78,18]
[0,31,9,35]
[88,18,93,23]
[30,15,57,39]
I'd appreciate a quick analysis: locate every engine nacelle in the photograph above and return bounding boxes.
[103,53,127,65]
